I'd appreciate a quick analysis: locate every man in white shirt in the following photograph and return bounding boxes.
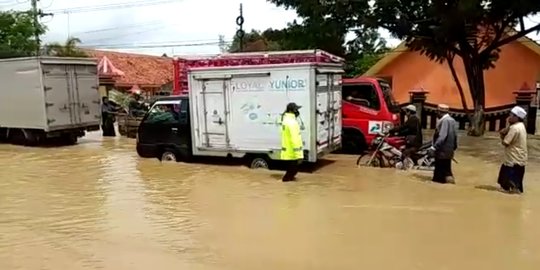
[497,106,528,194]
[430,104,458,184]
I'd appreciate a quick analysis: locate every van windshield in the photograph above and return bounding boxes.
[378,80,400,113]
[143,102,182,124]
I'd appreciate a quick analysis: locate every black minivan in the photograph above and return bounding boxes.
[136,95,192,161]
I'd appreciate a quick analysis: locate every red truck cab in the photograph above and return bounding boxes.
[341,76,402,153]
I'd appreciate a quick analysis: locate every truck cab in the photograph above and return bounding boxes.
[136,95,192,161]
[341,76,401,153]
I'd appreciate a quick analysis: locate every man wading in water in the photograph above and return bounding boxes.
[280,102,304,182]
[429,104,458,184]
[497,106,528,194]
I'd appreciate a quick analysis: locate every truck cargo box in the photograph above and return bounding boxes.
[188,61,343,162]
[0,57,100,132]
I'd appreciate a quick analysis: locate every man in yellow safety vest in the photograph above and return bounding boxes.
[281,102,304,182]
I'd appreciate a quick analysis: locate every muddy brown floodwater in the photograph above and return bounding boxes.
[1,131,539,270]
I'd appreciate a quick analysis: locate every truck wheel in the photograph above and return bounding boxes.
[62,134,78,145]
[249,156,270,169]
[342,129,367,154]
[8,129,25,145]
[160,150,177,162]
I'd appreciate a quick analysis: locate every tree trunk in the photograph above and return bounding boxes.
[446,55,472,122]
[462,56,486,136]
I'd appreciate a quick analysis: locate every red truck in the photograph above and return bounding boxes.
[171,50,402,154]
[341,76,402,153]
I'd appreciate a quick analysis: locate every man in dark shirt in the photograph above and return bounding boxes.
[101,96,117,137]
[389,104,423,158]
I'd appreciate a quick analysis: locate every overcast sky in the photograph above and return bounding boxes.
[2,0,540,56]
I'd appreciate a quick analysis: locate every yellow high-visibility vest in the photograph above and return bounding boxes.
[280,113,304,160]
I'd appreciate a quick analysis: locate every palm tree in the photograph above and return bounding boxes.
[45,37,88,57]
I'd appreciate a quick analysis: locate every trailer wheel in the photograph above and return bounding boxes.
[160,150,177,162]
[249,156,270,169]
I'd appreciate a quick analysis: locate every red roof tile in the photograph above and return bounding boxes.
[87,49,173,87]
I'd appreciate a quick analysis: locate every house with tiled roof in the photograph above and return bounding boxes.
[87,50,173,96]
[364,36,540,110]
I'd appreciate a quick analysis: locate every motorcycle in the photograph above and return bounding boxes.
[356,133,436,171]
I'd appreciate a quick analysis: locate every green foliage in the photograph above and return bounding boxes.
[108,90,131,111]
[0,10,46,58]
[44,37,88,57]
[345,26,390,76]
[228,29,283,52]
[347,52,387,77]
[232,0,389,76]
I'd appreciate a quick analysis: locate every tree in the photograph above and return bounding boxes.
[0,10,46,58]
[228,29,283,52]
[267,0,370,56]
[45,37,88,57]
[229,24,388,76]
[372,0,540,135]
[345,26,390,76]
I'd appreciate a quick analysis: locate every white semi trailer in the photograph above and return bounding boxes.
[0,57,101,145]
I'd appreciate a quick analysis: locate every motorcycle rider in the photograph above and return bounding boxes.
[389,104,423,158]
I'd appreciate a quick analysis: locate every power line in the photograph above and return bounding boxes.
[79,40,232,49]
[45,0,182,14]
[82,38,228,46]
[82,26,168,43]
[74,20,164,35]
[0,0,27,8]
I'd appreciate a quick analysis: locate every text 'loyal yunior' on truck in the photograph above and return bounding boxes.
[0,57,101,146]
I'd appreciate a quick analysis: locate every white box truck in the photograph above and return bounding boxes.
[0,57,101,145]
[136,50,344,168]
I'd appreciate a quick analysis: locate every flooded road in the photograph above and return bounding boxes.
[1,132,540,270]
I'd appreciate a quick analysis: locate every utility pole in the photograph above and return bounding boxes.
[235,3,244,52]
[30,0,53,55]
[31,0,39,55]
[218,35,227,53]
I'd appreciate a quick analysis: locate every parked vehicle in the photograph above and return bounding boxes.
[356,133,436,171]
[171,51,400,155]
[342,77,402,153]
[138,50,344,168]
[0,57,100,145]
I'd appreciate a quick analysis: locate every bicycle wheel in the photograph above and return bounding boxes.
[357,153,383,167]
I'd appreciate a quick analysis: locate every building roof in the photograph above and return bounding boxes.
[87,50,173,88]
[364,35,540,76]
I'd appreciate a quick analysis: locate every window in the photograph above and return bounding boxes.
[378,80,400,113]
[143,102,181,124]
[342,84,381,110]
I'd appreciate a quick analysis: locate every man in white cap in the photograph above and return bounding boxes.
[128,89,148,117]
[497,106,528,193]
[389,104,423,158]
[430,104,458,184]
